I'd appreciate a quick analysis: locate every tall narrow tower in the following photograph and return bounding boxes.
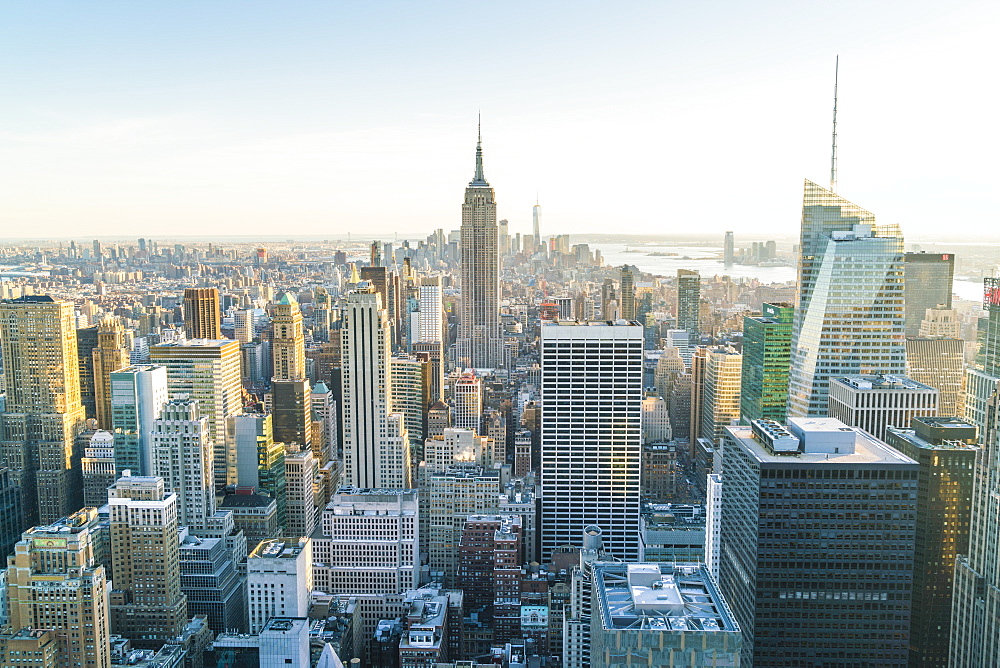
[785,181,905,417]
[182,287,222,340]
[457,121,503,369]
[92,317,131,430]
[533,196,542,250]
[341,289,411,489]
[0,296,86,526]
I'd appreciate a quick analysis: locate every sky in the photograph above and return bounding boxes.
[1,1,998,241]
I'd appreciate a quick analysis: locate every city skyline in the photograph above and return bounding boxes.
[1,2,997,239]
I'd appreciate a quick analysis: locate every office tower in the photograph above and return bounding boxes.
[179,531,246,634]
[589,563,741,668]
[247,537,313,633]
[359,265,389,315]
[699,346,742,445]
[109,364,168,475]
[688,346,709,444]
[533,198,542,250]
[420,465,500,582]
[412,341,444,403]
[341,291,411,489]
[704,473,722,582]
[233,308,255,344]
[787,181,906,417]
[182,287,222,340]
[457,124,503,369]
[740,302,794,424]
[951,280,1000,667]
[417,277,444,344]
[906,337,966,418]
[601,279,617,320]
[76,324,99,420]
[151,396,216,530]
[676,269,700,340]
[827,375,938,441]
[283,447,316,536]
[150,339,243,487]
[271,379,313,448]
[310,381,337,465]
[885,417,978,668]
[619,266,636,321]
[904,252,954,337]
[918,305,962,338]
[498,218,511,255]
[0,468,23,558]
[451,371,482,433]
[81,430,117,507]
[108,474,187,648]
[641,396,671,443]
[271,293,306,381]
[723,231,735,266]
[389,355,428,457]
[92,318,131,430]
[0,295,86,525]
[456,515,522,620]
[719,418,917,667]
[540,320,643,561]
[310,489,419,595]
[6,509,111,668]
[231,414,287,529]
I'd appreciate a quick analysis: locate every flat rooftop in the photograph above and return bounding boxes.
[727,423,917,466]
[250,538,307,559]
[595,563,739,634]
[831,375,936,392]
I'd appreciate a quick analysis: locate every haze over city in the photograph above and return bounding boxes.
[2,1,998,239]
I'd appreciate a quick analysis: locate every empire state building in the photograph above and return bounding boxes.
[457,124,504,368]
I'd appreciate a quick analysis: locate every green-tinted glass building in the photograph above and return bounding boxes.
[740,303,793,424]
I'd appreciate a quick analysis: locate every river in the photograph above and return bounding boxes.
[595,243,984,304]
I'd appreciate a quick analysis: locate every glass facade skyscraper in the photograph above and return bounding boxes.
[719,418,917,667]
[903,252,954,337]
[740,302,793,424]
[676,269,700,340]
[787,180,906,417]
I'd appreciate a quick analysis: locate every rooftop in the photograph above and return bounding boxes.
[728,418,917,466]
[250,537,308,559]
[595,563,739,634]
[831,374,937,392]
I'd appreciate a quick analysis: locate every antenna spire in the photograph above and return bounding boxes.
[830,55,839,193]
[472,112,486,185]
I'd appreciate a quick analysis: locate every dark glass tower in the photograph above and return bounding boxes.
[904,252,954,337]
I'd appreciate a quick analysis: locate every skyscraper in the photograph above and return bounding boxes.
[619,266,636,321]
[723,231,735,266]
[183,287,222,340]
[457,123,503,369]
[699,346,742,445]
[151,396,216,531]
[951,283,1000,667]
[150,339,243,487]
[109,364,168,476]
[533,197,542,250]
[341,290,411,489]
[92,317,131,430]
[885,417,978,668]
[786,180,905,417]
[539,320,643,561]
[0,295,86,525]
[6,508,111,668]
[676,269,700,340]
[719,418,917,666]
[827,375,939,441]
[740,302,794,424]
[271,292,306,382]
[903,252,954,337]
[108,474,188,648]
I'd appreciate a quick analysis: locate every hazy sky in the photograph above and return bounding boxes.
[1,1,997,240]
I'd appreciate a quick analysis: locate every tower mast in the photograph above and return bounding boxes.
[830,55,839,193]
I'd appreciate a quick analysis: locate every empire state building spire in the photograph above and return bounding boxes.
[471,114,488,186]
